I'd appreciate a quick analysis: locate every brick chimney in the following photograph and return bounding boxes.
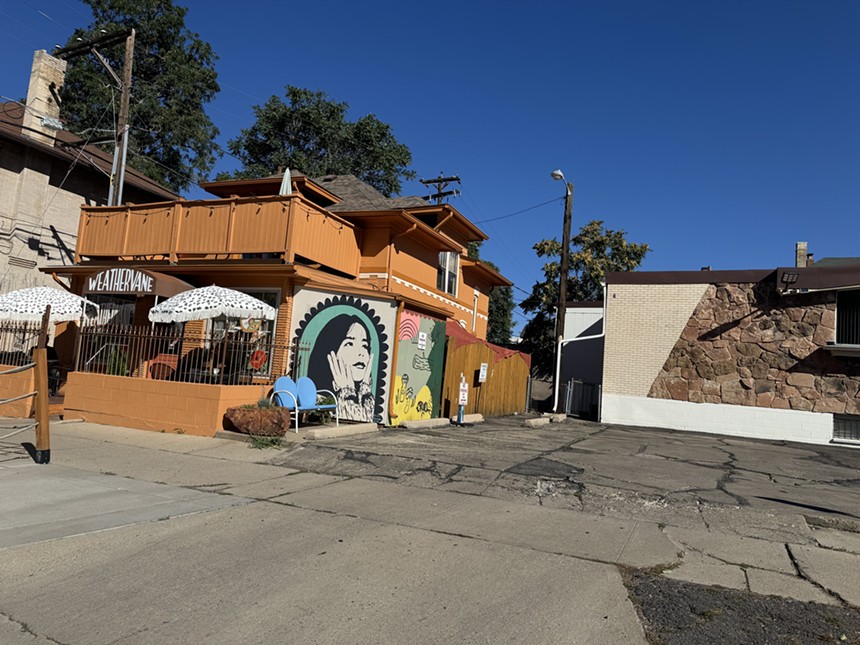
[795,241,808,268]
[21,50,66,145]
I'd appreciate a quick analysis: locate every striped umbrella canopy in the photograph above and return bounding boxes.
[148,285,276,323]
[0,287,98,322]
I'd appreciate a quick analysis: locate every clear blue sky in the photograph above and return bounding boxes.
[2,1,859,333]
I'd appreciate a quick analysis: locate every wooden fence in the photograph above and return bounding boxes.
[440,322,530,418]
[0,310,52,463]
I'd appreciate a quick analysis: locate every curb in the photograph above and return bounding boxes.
[306,423,379,440]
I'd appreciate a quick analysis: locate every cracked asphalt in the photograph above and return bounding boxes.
[3,416,860,643]
[271,416,860,643]
[272,416,860,531]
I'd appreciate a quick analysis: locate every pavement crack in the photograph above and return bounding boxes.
[0,611,69,645]
[785,543,849,607]
[714,448,748,507]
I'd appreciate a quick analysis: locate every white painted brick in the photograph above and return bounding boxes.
[601,393,833,446]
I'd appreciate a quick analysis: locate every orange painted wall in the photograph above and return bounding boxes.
[0,364,35,418]
[64,372,268,436]
[391,236,440,291]
[358,227,391,272]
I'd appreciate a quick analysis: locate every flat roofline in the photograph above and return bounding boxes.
[606,269,776,285]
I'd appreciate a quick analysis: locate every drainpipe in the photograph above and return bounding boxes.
[388,300,406,425]
[472,289,478,332]
[552,282,607,413]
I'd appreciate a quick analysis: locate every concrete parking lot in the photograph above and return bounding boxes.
[1,415,859,643]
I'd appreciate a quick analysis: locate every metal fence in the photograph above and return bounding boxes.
[0,320,47,367]
[561,379,601,420]
[76,324,299,386]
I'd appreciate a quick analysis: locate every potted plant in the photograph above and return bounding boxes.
[224,398,288,436]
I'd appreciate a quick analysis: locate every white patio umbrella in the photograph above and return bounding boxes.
[0,286,98,322]
[147,285,276,323]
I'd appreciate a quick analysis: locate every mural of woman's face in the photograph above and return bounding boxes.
[338,321,370,382]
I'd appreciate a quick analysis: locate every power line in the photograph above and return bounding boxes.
[473,196,563,224]
[2,100,113,285]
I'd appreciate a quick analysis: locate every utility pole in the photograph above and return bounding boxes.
[550,170,573,414]
[54,29,134,206]
[108,29,134,206]
[420,173,461,204]
[556,181,573,345]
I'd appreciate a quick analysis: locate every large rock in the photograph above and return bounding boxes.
[813,398,846,414]
[786,372,815,388]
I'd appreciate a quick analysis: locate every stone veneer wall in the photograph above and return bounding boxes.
[648,281,860,415]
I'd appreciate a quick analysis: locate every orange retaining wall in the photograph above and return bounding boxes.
[64,372,269,436]
[0,363,36,418]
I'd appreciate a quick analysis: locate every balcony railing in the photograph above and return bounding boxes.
[76,194,360,277]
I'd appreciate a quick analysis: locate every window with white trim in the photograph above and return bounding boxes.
[437,252,459,296]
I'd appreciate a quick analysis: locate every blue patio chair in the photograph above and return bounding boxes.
[270,375,339,431]
[296,376,339,428]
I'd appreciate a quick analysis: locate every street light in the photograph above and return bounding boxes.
[551,169,573,352]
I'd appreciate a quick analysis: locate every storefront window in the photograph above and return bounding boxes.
[89,294,136,326]
[207,289,280,377]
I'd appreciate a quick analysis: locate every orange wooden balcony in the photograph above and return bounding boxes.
[75,194,360,277]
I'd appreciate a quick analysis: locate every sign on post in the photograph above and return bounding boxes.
[456,374,468,425]
[458,381,469,405]
[478,362,488,383]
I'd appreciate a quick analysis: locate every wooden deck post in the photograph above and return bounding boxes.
[33,306,51,464]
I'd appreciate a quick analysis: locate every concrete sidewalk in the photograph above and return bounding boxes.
[0,420,649,644]
[1,418,859,643]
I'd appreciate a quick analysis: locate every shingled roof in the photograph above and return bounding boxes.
[814,257,860,268]
[314,174,427,212]
[0,101,177,202]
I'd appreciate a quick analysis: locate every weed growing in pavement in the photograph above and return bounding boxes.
[249,434,283,450]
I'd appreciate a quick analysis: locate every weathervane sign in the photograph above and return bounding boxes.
[85,268,154,295]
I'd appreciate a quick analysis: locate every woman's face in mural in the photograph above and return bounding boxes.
[328,321,373,387]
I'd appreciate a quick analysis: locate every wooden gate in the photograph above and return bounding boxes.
[440,322,530,419]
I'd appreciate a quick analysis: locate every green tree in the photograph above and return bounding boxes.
[223,86,415,196]
[467,242,513,345]
[61,0,220,192]
[520,220,649,376]
[486,262,515,345]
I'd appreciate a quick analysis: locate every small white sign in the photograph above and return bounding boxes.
[458,381,469,405]
[478,363,488,383]
[417,331,427,351]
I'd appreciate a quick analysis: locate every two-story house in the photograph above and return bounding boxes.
[45,171,511,431]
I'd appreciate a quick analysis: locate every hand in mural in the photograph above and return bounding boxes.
[327,349,374,392]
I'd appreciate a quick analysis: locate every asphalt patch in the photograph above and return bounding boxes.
[624,571,860,645]
[506,457,583,479]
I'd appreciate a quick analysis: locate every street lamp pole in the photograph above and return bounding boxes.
[551,169,573,349]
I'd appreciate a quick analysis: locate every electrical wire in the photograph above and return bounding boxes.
[1,100,113,286]
[473,196,564,224]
